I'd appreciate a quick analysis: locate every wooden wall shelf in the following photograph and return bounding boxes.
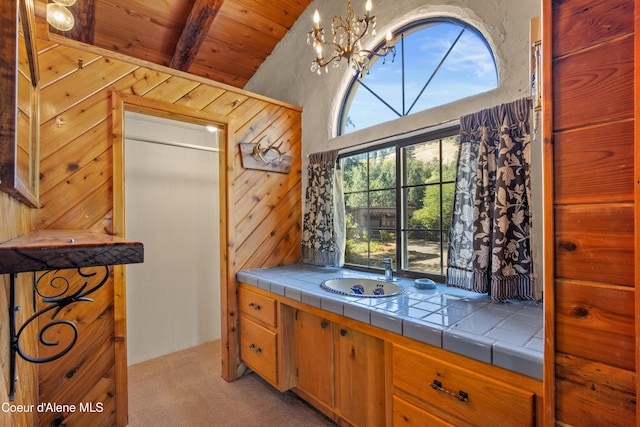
[0,230,144,274]
[0,230,143,400]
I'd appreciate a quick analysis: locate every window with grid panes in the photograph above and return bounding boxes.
[340,128,459,280]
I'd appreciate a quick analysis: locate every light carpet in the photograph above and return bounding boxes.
[127,340,336,427]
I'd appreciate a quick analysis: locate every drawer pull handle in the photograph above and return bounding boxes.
[249,343,262,354]
[430,380,469,402]
[248,302,262,311]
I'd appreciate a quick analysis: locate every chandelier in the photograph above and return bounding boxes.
[307,0,395,77]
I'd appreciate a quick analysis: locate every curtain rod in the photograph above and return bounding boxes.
[333,118,461,157]
[307,96,537,159]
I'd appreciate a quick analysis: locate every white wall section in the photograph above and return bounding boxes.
[124,112,221,365]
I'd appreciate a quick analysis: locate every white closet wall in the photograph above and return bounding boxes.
[124,111,220,365]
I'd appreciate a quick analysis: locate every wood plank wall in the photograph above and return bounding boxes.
[33,37,302,426]
[548,0,636,425]
[0,193,38,426]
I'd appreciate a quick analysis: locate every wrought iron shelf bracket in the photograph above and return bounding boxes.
[8,266,111,400]
[0,230,144,401]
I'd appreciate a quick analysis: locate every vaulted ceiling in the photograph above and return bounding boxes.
[47,0,314,88]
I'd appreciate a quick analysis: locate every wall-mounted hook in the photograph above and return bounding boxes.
[251,136,287,164]
[239,140,291,174]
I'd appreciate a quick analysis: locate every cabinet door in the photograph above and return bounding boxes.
[334,325,385,427]
[295,310,334,407]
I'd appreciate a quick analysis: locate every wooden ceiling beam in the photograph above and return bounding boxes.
[170,0,225,72]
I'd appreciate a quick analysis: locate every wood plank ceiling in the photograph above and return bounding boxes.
[48,0,314,88]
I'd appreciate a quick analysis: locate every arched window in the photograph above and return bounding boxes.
[338,18,498,135]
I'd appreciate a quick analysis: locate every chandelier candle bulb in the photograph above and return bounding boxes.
[365,0,372,15]
[313,10,320,29]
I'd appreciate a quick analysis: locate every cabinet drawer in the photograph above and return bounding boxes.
[240,316,277,385]
[393,395,455,427]
[239,286,277,327]
[392,344,534,427]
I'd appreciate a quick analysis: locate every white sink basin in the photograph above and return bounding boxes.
[320,278,404,298]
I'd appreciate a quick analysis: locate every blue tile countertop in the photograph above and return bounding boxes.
[237,264,543,381]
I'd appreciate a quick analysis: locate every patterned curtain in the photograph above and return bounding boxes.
[302,150,345,267]
[447,98,535,301]
[446,136,479,289]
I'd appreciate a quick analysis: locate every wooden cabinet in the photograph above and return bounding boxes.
[294,310,334,407]
[239,285,277,327]
[239,286,278,385]
[238,285,295,391]
[392,395,455,427]
[392,343,535,427]
[239,316,278,384]
[333,324,385,427]
[238,282,541,427]
[294,310,385,426]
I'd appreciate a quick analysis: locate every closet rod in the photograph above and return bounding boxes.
[126,137,220,153]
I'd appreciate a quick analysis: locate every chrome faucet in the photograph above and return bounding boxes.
[381,258,393,281]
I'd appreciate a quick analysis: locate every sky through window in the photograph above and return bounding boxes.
[339,19,498,135]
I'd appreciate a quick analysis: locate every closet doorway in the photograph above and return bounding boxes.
[123,111,221,365]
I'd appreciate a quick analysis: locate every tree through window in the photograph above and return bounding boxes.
[338,18,498,135]
[341,128,459,280]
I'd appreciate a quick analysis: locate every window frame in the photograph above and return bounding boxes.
[337,17,497,136]
[339,125,460,282]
